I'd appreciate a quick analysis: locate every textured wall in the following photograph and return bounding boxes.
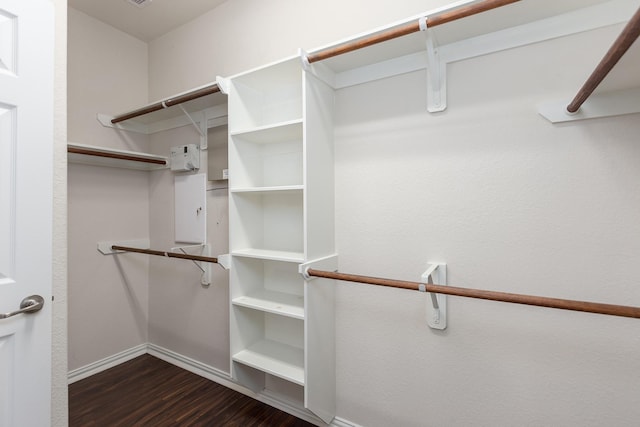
[148,0,453,100]
[332,28,640,425]
[67,8,150,371]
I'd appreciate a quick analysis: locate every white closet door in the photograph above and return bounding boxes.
[0,0,54,425]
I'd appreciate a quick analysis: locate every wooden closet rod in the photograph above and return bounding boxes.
[111,83,221,124]
[306,268,640,319]
[67,146,168,165]
[306,0,520,64]
[566,6,640,113]
[112,245,219,264]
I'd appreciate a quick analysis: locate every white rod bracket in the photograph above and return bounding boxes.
[217,253,231,270]
[96,113,149,134]
[419,16,427,32]
[200,244,211,287]
[424,29,447,113]
[200,110,208,150]
[298,254,339,281]
[97,239,150,255]
[216,76,230,95]
[422,262,447,330]
[171,243,211,287]
[298,47,337,89]
[177,104,206,138]
[298,47,311,72]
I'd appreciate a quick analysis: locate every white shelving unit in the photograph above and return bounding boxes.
[228,56,336,423]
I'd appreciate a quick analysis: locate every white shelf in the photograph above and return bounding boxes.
[229,138,303,188]
[232,249,304,263]
[233,339,305,386]
[232,290,304,319]
[314,0,618,76]
[98,80,228,134]
[231,185,304,194]
[67,143,169,170]
[304,0,636,116]
[230,119,303,143]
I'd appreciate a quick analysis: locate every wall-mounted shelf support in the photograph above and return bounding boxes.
[177,105,208,149]
[216,253,231,270]
[171,243,212,287]
[539,4,640,123]
[421,263,447,330]
[538,87,640,123]
[178,105,205,138]
[566,5,640,114]
[98,241,229,287]
[423,23,447,113]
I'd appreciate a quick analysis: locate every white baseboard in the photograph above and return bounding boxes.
[331,417,362,427]
[68,343,360,427]
[67,343,147,384]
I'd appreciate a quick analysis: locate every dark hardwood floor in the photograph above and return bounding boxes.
[69,354,317,426]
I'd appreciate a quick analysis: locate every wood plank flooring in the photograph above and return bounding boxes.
[69,354,317,426]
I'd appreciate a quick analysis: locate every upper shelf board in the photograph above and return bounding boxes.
[98,80,228,134]
[67,142,169,170]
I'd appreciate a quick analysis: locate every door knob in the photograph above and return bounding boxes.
[0,295,45,319]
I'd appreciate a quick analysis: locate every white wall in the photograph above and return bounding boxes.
[146,125,230,371]
[332,28,640,425]
[148,0,453,99]
[67,8,151,371]
[144,1,640,426]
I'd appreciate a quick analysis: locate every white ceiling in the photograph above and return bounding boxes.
[68,0,229,42]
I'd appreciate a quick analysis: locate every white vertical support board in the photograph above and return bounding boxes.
[303,70,336,261]
[174,173,206,244]
[302,68,337,423]
[303,255,338,424]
